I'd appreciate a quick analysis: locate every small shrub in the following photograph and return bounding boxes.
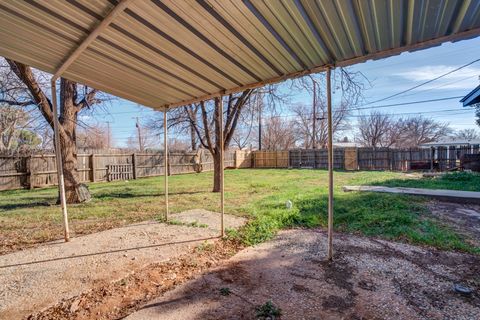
[166,220,208,228]
[188,221,208,228]
[255,300,282,319]
[219,287,231,296]
[195,241,214,252]
[166,219,183,225]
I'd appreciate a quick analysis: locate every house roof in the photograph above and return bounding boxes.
[420,139,480,147]
[460,85,480,107]
[1,0,480,110]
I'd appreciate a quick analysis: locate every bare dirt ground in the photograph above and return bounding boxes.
[0,209,245,320]
[427,201,480,246]
[126,229,480,320]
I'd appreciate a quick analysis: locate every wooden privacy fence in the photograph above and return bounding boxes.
[2,146,479,191]
[249,145,480,171]
[0,150,235,191]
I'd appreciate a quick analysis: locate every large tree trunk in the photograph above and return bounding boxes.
[59,79,90,204]
[6,60,94,203]
[58,112,86,203]
[60,129,85,203]
[212,150,221,192]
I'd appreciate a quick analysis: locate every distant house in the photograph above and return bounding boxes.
[420,139,480,148]
[333,141,361,148]
[460,85,480,107]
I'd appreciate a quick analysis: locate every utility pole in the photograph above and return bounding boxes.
[135,117,143,152]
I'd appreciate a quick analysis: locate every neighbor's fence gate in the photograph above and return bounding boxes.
[289,149,344,169]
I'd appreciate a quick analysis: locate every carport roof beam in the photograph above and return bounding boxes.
[52,0,135,81]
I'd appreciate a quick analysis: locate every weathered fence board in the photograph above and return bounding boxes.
[289,149,344,169]
[0,150,235,191]
[254,151,289,168]
[235,150,253,168]
[344,148,358,170]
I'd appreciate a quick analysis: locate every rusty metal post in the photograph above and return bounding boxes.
[326,67,334,260]
[164,110,169,221]
[216,97,225,237]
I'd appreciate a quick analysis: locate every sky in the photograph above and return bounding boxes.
[82,36,480,148]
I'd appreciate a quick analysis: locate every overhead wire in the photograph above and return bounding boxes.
[361,57,480,105]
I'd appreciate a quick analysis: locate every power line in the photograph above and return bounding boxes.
[350,96,463,112]
[395,74,478,99]
[362,58,480,105]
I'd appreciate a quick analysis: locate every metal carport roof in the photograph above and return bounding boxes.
[1,0,480,110]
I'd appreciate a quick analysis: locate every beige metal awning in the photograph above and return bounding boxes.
[1,0,479,110]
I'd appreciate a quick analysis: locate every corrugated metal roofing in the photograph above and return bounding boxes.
[1,0,479,110]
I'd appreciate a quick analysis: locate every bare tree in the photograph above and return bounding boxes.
[398,117,451,147]
[262,116,297,150]
[77,125,110,150]
[147,89,255,192]
[39,126,53,150]
[0,105,29,151]
[356,111,452,148]
[2,59,104,203]
[454,129,479,141]
[147,104,199,151]
[188,90,254,192]
[126,124,159,151]
[167,138,191,151]
[356,112,398,147]
[291,68,366,148]
[231,100,256,150]
[292,101,351,148]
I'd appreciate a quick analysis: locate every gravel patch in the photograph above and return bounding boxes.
[0,210,245,319]
[126,229,480,320]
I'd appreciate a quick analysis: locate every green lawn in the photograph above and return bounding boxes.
[376,171,480,191]
[0,169,478,255]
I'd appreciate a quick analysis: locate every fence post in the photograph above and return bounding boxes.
[430,147,434,171]
[28,155,35,189]
[91,154,96,182]
[132,153,137,179]
[449,146,456,169]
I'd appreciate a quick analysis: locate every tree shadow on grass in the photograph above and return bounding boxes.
[94,190,206,200]
[0,190,208,212]
[0,201,53,212]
